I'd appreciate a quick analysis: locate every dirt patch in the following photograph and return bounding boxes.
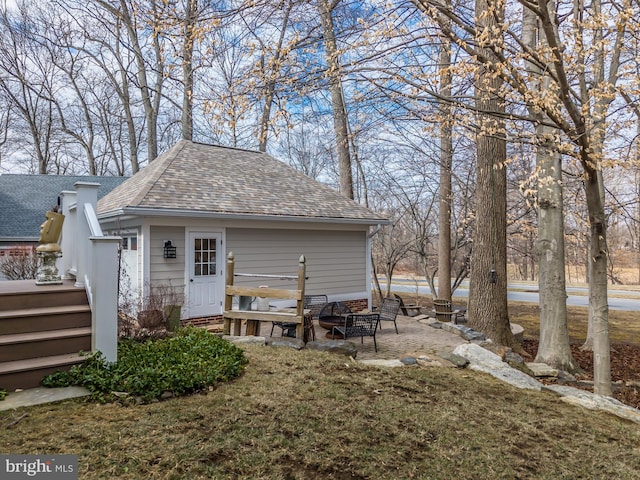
[522,338,640,409]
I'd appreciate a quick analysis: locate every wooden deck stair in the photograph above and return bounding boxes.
[0,280,91,391]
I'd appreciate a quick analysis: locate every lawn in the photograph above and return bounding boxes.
[2,344,640,479]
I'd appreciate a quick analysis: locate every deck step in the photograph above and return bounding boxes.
[0,353,87,391]
[0,280,88,311]
[0,305,91,334]
[0,305,91,319]
[0,327,92,362]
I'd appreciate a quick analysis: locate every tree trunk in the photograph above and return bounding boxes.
[585,168,612,395]
[437,29,452,301]
[535,127,579,370]
[522,2,578,371]
[258,1,291,152]
[467,0,515,348]
[318,0,353,199]
[181,0,195,142]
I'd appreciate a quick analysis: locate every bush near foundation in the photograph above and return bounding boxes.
[43,327,247,403]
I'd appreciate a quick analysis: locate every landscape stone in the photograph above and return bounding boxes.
[0,387,91,412]
[223,335,266,346]
[461,329,486,342]
[437,352,469,368]
[511,323,524,342]
[305,340,358,357]
[360,359,405,367]
[439,322,462,335]
[526,362,559,378]
[267,337,305,350]
[557,370,578,384]
[544,384,640,424]
[454,343,542,391]
[505,351,525,366]
[400,356,418,365]
[479,343,512,360]
[454,343,504,366]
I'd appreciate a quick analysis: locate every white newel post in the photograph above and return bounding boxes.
[91,236,120,363]
[59,190,76,280]
[73,182,100,288]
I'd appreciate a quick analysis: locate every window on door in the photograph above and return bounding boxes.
[193,237,217,276]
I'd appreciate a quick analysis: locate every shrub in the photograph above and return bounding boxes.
[43,327,248,403]
[0,246,38,280]
[117,270,183,340]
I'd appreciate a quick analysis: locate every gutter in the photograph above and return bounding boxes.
[368,224,383,238]
[98,207,391,226]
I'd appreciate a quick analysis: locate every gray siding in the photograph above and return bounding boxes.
[150,226,186,294]
[226,228,366,296]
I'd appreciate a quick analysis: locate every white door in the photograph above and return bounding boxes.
[187,232,221,318]
[120,234,139,303]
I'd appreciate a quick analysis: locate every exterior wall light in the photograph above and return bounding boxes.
[164,240,177,259]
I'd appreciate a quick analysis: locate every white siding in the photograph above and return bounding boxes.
[150,226,186,294]
[226,228,367,296]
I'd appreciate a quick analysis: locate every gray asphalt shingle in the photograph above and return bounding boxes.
[0,174,128,240]
[98,141,387,223]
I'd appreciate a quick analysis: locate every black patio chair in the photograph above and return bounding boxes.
[331,313,381,352]
[270,294,328,340]
[377,296,401,334]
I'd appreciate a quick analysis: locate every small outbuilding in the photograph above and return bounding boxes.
[97,140,388,322]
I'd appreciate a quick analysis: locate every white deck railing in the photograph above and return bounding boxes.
[60,182,120,363]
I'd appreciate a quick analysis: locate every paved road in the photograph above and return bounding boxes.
[383,279,640,312]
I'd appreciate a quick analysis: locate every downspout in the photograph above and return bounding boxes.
[366,224,383,309]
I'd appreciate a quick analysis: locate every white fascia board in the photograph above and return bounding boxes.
[98,207,390,226]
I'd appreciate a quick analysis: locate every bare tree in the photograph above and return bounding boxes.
[522,3,578,372]
[0,2,60,173]
[317,0,354,199]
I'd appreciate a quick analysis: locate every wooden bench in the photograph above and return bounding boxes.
[223,253,306,339]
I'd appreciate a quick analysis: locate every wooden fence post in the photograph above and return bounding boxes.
[223,252,235,335]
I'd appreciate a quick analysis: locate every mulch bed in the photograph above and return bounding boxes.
[521,338,640,409]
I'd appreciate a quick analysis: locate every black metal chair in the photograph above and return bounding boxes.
[377,297,401,334]
[270,294,328,340]
[331,313,381,352]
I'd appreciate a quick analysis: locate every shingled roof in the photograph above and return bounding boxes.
[97,141,388,224]
[0,174,128,241]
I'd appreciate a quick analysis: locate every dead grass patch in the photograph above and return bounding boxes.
[2,346,640,479]
[506,302,640,344]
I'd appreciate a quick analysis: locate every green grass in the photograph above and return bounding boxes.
[2,345,640,479]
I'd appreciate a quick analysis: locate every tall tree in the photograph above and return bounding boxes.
[317,0,354,199]
[466,0,514,347]
[413,0,636,393]
[522,3,578,371]
[437,9,453,301]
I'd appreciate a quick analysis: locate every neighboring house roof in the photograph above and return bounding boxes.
[98,141,388,224]
[0,174,128,242]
